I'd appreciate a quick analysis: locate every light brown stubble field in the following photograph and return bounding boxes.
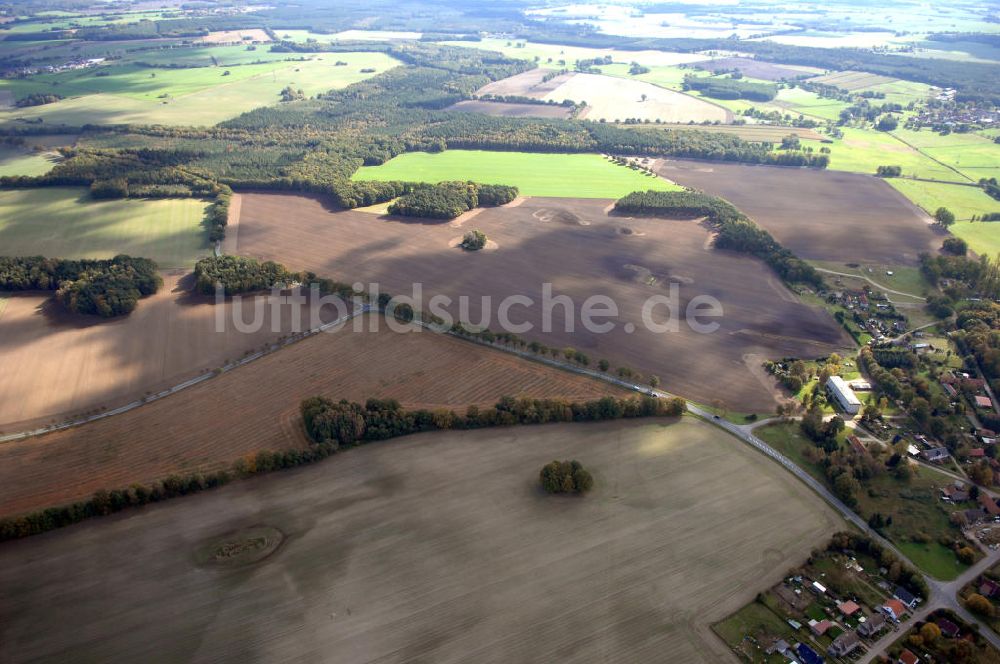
[0,418,841,663]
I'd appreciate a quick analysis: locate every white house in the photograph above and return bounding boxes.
[826,376,862,415]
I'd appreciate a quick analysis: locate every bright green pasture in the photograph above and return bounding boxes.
[130,45,294,68]
[0,188,209,268]
[892,128,1000,183]
[888,179,1000,257]
[353,150,680,198]
[822,127,958,180]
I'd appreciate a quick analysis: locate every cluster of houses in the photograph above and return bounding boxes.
[939,479,1000,526]
[828,287,907,341]
[906,95,1000,131]
[5,57,105,79]
[760,572,923,663]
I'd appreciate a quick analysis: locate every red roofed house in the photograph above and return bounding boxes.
[971,448,986,458]
[898,649,919,664]
[937,617,960,638]
[848,435,869,456]
[976,395,994,409]
[980,492,1000,516]
[838,600,861,617]
[809,619,832,636]
[882,599,907,621]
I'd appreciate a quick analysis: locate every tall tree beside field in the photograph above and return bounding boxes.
[934,207,956,227]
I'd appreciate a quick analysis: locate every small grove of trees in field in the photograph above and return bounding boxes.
[682,74,778,101]
[540,460,593,494]
[876,165,902,177]
[14,92,64,107]
[942,237,968,256]
[934,207,956,227]
[193,255,293,295]
[0,255,161,317]
[388,182,518,220]
[460,229,487,250]
[302,394,687,448]
[613,190,822,287]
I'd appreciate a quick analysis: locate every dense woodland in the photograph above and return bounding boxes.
[682,74,777,102]
[388,181,518,219]
[0,255,161,317]
[193,255,294,295]
[614,190,823,287]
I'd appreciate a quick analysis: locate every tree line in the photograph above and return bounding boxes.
[302,394,687,448]
[614,190,823,287]
[0,255,161,317]
[682,74,777,102]
[193,255,295,295]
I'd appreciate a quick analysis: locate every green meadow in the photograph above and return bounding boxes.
[0,52,399,126]
[353,150,681,198]
[0,188,210,268]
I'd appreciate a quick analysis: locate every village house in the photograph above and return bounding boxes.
[941,481,970,502]
[809,618,832,636]
[937,617,960,638]
[882,598,907,621]
[964,508,988,525]
[894,586,919,609]
[796,642,824,664]
[826,375,862,415]
[828,631,861,658]
[980,492,1000,516]
[980,577,1000,598]
[857,612,886,637]
[976,395,994,410]
[837,600,860,618]
[898,649,919,664]
[848,435,869,456]
[922,446,950,463]
[970,448,986,459]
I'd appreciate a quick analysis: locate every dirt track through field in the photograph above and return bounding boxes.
[0,418,840,663]
[657,159,944,265]
[235,193,851,412]
[0,317,623,518]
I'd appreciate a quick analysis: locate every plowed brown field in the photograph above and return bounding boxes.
[657,159,944,265]
[235,193,851,412]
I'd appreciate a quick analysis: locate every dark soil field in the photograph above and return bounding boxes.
[235,193,851,412]
[693,57,820,81]
[657,159,945,265]
[446,99,573,118]
[0,418,839,663]
[0,316,623,518]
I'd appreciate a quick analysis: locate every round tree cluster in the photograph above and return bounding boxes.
[540,460,594,494]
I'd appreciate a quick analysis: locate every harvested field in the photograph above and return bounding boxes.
[446,99,573,118]
[693,57,822,81]
[473,67,576,98]
[234,192,850,412]
[0,273,335,430]
[195,29,272,44]
[807,70,899,91]
[0,315,623,517]
[0,418,840,663]
[547,73,731,123]
[657,159,944,265]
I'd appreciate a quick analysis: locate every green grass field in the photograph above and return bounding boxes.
[756,421,969,579]
[888,180,1000,257]
[822,127,958,180]
[0,52,398,126]
[0,188,209,268]
[892,128,1000,183]
[0,147,60,177]
[353,150,681,198]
